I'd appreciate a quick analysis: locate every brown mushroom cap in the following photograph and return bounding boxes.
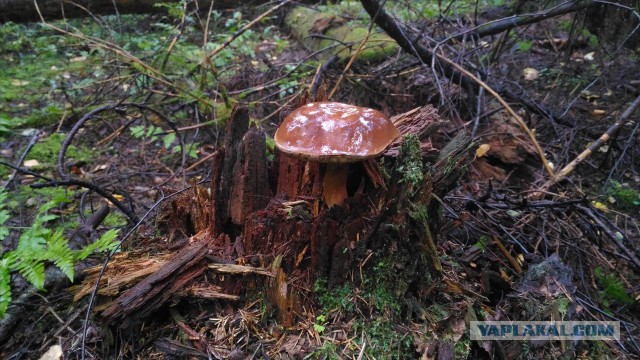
[274,102,400,163]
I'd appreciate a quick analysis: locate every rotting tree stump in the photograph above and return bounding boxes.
[90,102,474,326]
[208,103,474,325]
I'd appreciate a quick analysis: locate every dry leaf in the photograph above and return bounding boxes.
[592,201,609,212]
[23,159,41,168]
[476,143,491,157]
[39,345,63,360]
[523,68,538,81]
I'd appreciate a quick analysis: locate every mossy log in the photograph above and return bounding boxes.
[284,5,399,63]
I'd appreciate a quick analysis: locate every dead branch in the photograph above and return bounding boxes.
[101,237,210,322]
[576,204,640,272]
[445,0,594,42]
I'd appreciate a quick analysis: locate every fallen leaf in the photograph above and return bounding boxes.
[476,143,491,157]
[591,201,609,212]
[584,52,595,61]
[523,68,538,81]
[23,159,41,168]
[39,345,63,360]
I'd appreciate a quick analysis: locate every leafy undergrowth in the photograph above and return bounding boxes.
[0,0,639,359]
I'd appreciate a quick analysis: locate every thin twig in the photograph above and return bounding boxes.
[538,94,640,195]
[204,1,291,61]
[4,129,41,189]
[328,0,386,99]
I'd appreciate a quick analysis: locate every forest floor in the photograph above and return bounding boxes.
[0,1,639,359]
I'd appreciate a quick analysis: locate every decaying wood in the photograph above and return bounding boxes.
[211,106,271,228]
[70,253,172,300]
[229,127,271,224]
[385,105,441,158]
[215,106,250,227]
[208,263,273,277]
[101,237,210,322]
[181,284,240,301]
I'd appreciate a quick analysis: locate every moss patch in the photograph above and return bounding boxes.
[28,133,94,170]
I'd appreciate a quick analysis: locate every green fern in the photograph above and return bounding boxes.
[13,257,46,290]
[45,230,75,281]
[0,259,11,317]
[73,229,120,261]
[0,189,121,317]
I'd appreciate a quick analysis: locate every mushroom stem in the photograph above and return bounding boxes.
[322,163,349,207]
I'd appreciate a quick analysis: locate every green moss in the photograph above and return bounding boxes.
[397,134,424,185]
[607,181,640,210]
[29,133,94,170]
[102,212,128,228]
[313,258,415,358]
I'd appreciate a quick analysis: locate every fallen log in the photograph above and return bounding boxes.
[0,0,270,23]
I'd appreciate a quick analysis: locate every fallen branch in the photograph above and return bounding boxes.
[445,0,594,42]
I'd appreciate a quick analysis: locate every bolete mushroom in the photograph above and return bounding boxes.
[274,102,400,207]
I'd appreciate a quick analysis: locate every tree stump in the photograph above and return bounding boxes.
[206,103,474,325]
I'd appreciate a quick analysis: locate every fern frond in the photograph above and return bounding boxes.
[14,258,45,290]
[0,189,10,242]
[16,231,47,255]
[45,230,75,281]
[0,259,11,318]
[74,229,120,261]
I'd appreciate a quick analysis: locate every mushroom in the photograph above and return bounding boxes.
[274,102,400,207]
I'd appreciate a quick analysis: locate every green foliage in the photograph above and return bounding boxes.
[313,259,413,358]
[581,29,599,47]
[473,235,491,251]
[516,39,533,52]
[607,181,640,210]
[594,267,634,306]
[28,133,93,170]
[0,188,120,318]
[304,341,341,360]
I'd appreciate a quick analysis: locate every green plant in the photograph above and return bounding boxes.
[594,267,634,307]
[0,188,120,317]
[397,134,424,185]
[516,39,533,52]
[304,341,341,360]
[313,314,326,333]
[607,181,640,210]
[313,258,413,359]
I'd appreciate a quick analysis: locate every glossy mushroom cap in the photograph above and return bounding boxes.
[274,102,400,163]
